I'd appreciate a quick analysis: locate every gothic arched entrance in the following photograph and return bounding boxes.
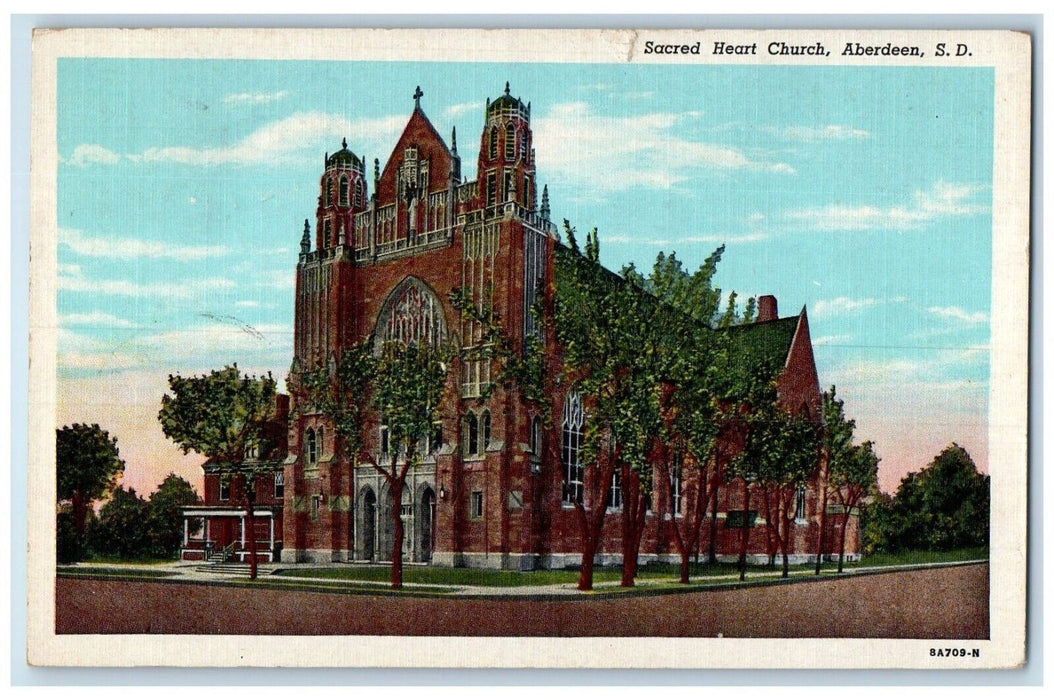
[419,487,436,563]
[360,488,376,562]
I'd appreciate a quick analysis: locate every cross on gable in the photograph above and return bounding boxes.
[413,86,423,109]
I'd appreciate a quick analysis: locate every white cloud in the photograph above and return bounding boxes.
[532,102,795,196]
[224,90,289,105]
[683,232,769,244]
[811,334,853,346]
[255,269,296,290]
[786,181,989,231]
[60,311,134,328]
[764,124,871,141]
[65,144,121,167]
[811,296,878,318]
[106,111,405,167]
[444,102,482,119]
[926,305,990,325]
[58,265,235,299]
[234,300,261,308]
[60,228,228,261]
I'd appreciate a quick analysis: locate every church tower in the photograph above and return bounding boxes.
[317,138,368,251]
[478,82,536,211]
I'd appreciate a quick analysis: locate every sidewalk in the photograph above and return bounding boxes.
[56,558,989,599]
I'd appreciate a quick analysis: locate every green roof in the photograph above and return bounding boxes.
[326,139,363,170]
[721,316,798,366]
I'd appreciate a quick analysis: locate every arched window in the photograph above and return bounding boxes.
[322,220,332,249]
[376,277,446,350]
[317,428,324,459]
[607,470,622,509]
[561,391,584,504]
[339,176,349,206]
[479,410,491,452]
[530,416,543,456]
[488,127,498,159]
[462,413,479,457]
[504,123,515,159]
[305,428,317,465]
[354,179,364,207]
[323,178,332,207]
[795,486,807,522]
[669,462,682,516]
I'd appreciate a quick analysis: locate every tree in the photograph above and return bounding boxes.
[553,224,659,590]
[814,387,857,574]
[866,444,987,555]
[829,440,879,571]
[89,486,150,559]
[145,474,201,558]
[746,405,821,577]
[56,423,125,539]
[158,365,276,579]
[301,341,449,589]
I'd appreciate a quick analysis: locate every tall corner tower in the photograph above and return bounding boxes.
[478,82,536,211]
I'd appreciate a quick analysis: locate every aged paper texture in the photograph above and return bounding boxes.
[28,27,1030,669]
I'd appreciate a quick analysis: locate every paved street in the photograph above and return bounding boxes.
[55,562,988,638]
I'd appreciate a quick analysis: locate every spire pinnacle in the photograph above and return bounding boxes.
[451,125,458,154]
[540,184,550,220]
[374,158,380,182]
[300,219,311,255]
[504,81,510,96]
[342,137,347,149]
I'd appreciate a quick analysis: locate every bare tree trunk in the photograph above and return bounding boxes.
[72,490,87,535]
[620,468,648,588]
[578,526,595,591]
[245,497,258,580]
[708,478,720,564]
[814,452,829,575]
[837,497,855,574]
[781,497,791,578]
[391,477,405,589]
[576,445,616,591]
[738,480,750,582]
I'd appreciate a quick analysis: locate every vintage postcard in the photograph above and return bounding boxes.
[28,27,1030,669]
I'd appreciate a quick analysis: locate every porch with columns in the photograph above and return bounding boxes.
[180,505,283,563]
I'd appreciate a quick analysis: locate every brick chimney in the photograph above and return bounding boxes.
[757,295,778,322]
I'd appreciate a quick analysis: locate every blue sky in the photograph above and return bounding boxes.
[55,58,994,495]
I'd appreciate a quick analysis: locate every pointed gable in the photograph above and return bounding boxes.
[776,307,822,418]
[376,106,453,204]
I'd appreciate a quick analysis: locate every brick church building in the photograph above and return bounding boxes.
[181,84,860,569]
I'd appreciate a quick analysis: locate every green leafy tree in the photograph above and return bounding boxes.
[158,365,276,579]
[89,486,150,559]
[372,341,448,588]
[301,341,449,589]
[646,252,729,583]
[868,444,987,555]
[145,474,201,558]
[829,440,879,571]
[57,423,125,540]
[814,387,857,574]
[553,223,667,590]
[746,406,821,578]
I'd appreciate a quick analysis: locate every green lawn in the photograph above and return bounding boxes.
[839,546,988,569]
[81,554,179,566]
[274,548,987,588]
[276,560,784,587]
[57,565,174,578]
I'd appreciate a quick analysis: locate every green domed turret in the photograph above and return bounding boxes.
[326,137,363,172]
